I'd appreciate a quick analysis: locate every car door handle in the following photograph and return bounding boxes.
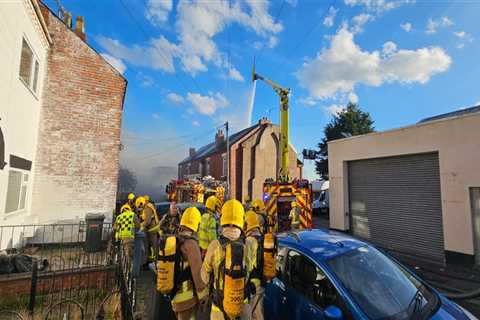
[282,296,287,304]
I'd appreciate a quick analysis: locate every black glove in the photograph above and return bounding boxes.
[247,281,256,297]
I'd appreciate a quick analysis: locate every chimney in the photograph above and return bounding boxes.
[75,16,86,41]
[259,117,271,125]
[63,11,72,28]
[215,130,225,147]
[189,148,196,157]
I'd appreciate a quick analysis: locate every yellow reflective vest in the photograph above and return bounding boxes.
[115,210,135,240]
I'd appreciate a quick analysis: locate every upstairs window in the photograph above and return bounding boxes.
[19,38,39,94]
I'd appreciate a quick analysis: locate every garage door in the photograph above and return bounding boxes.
[348,152,445,264]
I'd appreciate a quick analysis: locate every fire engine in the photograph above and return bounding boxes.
[166,176,225,204]
[253,65,313,231]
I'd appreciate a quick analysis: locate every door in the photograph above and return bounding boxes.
[348,152,445,264]
[264,247,289,320]
[471,188,480,265]
[281,250,353,320]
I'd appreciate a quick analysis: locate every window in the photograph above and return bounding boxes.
[222,154,227,177]
[5,170,29,214]
[206,158,210,175]
[285,250,351,317]
[19,38,39,94]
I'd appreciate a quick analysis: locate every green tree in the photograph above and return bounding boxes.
[315,103,374,179]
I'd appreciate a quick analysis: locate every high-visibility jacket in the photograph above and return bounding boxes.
[141,202,160,233]
[171,234,208,313]
[115,210,136,240]
[289,208,300,228]
[201,227,256,319]
[245,229,263,291]
[198,211,218,251]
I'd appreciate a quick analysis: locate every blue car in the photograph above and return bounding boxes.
[264,229,476,320]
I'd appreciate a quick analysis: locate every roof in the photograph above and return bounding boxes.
[179,123,261,164]
[278,229,364,261]
[419,105,480,123]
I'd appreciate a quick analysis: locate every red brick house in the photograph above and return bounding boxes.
[178,118,303,202]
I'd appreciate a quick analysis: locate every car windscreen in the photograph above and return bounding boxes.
[326,246,437,320]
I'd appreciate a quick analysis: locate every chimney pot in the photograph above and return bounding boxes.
[75,16,86,42]
[215,130,225,146]
[63,11,72,28]
[259,117,271,125]
[189,148,196,157]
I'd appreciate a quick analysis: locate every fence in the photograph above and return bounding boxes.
[0,222,138,319]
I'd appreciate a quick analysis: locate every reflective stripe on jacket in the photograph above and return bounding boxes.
[115,210,136,240]
[171,235,207,312]
[198,211,217,251]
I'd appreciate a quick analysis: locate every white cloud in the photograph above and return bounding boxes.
[348,92,359,104]
[323,6,339,28]
[344,0,414,13]
[137,72,155,87]
[454,31,466,38]
[186,92,229,116]
[400,22,412,32]
[268,36,278,48]
[325,104,345,116]
[152,113,161,119]
[382,41,397,56]
[100,53,126,74]
[454,30,473,42]
[285,0,298,7]
[192,120,200,127]
[296,27,452,100]
[167,92,185,104]
[99,1,282,77]
[145,0,173,25]
[175,0,282,75]
[97,36,179,73]
[223,67,245,82]
[351,13,375,33]
[426,16,453,35]
[298,96,317,107]
[457,43,465,49]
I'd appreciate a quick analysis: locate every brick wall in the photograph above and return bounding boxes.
[30,4,127,223]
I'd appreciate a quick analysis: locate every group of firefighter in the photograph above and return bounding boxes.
[114,192,303,320]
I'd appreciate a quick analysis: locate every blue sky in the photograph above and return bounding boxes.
[45,0,480,180]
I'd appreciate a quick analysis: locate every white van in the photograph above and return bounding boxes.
[312,180,329,214]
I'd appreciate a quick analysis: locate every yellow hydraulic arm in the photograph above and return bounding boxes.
[252,66,291,182]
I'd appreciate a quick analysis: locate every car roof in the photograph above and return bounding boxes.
[277,228,366,261]
[176,202,205,208]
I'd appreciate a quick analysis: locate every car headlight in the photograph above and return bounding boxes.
[459,306,478,320]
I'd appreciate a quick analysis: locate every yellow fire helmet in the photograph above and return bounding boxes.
[252,199,265,211]
[135,197,146,209]
[128,193,135,201]
[244,210,260,233]
[180,207,202,232]
[220,199,245,229]
[291,201,297,208]
[120,204,132,213]
[205,195,221,213]
[144,195,150,202]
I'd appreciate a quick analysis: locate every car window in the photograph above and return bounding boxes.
[276,246,288,280]
[286,250,353,319]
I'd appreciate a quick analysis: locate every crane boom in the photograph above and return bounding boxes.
[252,68,290,182]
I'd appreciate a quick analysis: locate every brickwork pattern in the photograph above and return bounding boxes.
[31,4,127,222]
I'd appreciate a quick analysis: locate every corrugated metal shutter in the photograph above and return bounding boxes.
[348,152,445,264]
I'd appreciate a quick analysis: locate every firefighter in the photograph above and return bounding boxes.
[244,211,264,320]
[114,204,140,263]
[124,192,136,212]
[201,199,255,320]
[136,196,160,262]
[289,201,300,230]
[159,202,181,237]
[170,207,208,320]
[198,196,222,257]
[252,199,269,234]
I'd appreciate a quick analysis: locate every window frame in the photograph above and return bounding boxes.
[18,36,40,97]
[222,153,227,177]
[4,169,30,215]
[282,247,353,318]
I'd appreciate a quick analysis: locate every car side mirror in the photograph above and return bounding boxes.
[324,305,343,320]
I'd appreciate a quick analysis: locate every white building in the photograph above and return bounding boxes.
[0,0,51,226]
